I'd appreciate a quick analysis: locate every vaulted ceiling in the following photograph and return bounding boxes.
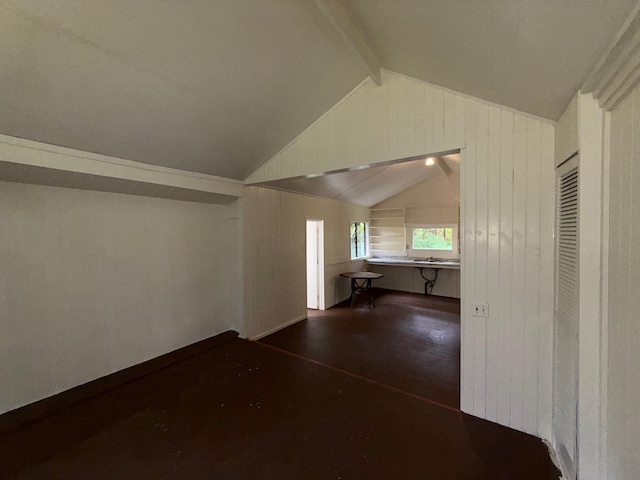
[260,154,460,206]
[0,0,636,180]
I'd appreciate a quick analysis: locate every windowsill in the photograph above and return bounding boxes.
[407,250,459,260]
[350,256,370,262]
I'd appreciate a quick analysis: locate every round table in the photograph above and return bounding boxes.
[339,271,384,307]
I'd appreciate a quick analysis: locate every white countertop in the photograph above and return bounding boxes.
[367,257,461,270]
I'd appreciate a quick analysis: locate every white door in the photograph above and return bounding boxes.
[553,154,579,479]
[306,220,324,309]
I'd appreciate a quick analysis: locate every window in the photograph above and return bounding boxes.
[350,221,368,259]
[406,223,459,259]
[412,227,453,250]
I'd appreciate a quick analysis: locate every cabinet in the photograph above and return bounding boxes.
[369,208,405,256]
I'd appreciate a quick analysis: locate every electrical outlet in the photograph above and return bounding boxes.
[473,304,489,318]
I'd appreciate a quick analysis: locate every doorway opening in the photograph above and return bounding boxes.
[306,219,325,310]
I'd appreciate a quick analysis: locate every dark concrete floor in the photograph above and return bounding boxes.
[0,290,560,479]
[260,289,461,409]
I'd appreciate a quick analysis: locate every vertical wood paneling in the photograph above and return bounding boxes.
[510,115,528,431]
[497,110,514,427]
[626,89,640,480]
[455,95,467,146]
[444,93,457,146]
[524,119,542,434]
[608,100,624,480]
[538,123,555,440]
[473,131,489,418]
[619,96,632,480]
[433,88,445,147]
[424,85,435,150]
[629,87,640,478]
[485,107,501,422]
[245,70,555,439]
[460,135,476,414]
[415,84,426,153]
[607,80,640,480]
[243,186,369,339]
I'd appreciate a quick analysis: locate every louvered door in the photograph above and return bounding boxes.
[553,155,579,479]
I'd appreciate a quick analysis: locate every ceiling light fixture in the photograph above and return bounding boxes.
[425,157,435,166]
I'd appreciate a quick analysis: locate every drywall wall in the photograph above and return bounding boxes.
[0,181,241,415]
[373,168,460,212]
[606,81,640,480]
[243,186,369,339]
[247,70,556,440]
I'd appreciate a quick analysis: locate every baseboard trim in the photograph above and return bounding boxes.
[0,330,238,434]
[250,315,307,340]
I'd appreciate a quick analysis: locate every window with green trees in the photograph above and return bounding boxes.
[350,221,367,259]
[412,227,453,250]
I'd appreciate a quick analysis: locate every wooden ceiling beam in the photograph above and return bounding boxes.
[435,157,451,177]
[313,0,382,86]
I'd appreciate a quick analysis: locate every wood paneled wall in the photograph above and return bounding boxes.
[242,187,369,340]
[366,265,460,298]
[245,70,555,439]
[0,181,241,415]
[607,81,640,480]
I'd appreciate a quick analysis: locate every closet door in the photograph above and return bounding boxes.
[553,155,579,479]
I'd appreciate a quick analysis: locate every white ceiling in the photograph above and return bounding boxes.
[260,154,460,206]
[0,1,636,180]
[350,0,637,120]
[0,0,365,179]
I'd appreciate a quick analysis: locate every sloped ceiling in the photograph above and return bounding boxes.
[0,0,366,179]
[0,1,636,180]
[348,0,637,120]
[259,154,460,206]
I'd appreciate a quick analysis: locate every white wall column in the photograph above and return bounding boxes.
[577,93,607,480]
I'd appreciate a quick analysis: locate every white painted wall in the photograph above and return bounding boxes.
[366,264,460,298]
[549,92,608,480]
[552,95,581,479]
[246,70,556,439]
[243,186,368,340]
[555,94,579,167]
[606,81,640,480]
[368,169,461,298]
[0,181,241,415]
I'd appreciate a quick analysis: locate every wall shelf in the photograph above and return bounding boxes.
[369,208,405,256]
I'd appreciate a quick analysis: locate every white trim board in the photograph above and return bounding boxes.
[0,134,243,204]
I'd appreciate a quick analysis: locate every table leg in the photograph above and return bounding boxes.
[367,278,375,307]
[350,278,356,307]
[418,268,440,295]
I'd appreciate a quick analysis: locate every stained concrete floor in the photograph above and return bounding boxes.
[0,290,560,479]
[260,289,461,409]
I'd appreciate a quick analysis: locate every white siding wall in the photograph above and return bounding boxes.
[366,264,460,298]
[0,181,241,415]
[246,70,555,438]
[607,81,640,480]
[242,186,369,340]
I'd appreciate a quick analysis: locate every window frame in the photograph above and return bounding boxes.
[349,221,369,260]
[405,223,459,259]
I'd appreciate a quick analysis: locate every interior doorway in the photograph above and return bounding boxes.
[306,219,325,310]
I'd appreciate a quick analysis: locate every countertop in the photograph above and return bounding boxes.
[367,257,461,270]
